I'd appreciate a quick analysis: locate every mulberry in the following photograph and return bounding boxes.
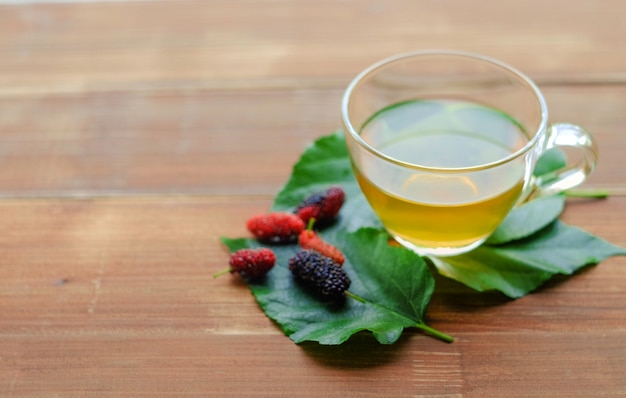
[294,186,345,225]
[298,229,345,265]
[288,250,351,302]
[246,212,305,244]
[215,248,276,279]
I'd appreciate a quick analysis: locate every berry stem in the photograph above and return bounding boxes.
[212,268,232,278]
[414,322,454,343]
[345,290,367,304]
[306,217,316,231]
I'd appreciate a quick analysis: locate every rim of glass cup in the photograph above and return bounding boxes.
[341,50,549,173]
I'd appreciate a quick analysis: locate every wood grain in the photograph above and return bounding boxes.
[1,0,626,93]
[1,1,625,396]
[0,85,624,197]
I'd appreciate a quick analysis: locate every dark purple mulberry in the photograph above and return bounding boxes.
[288,250,351,302]
[294,186,345,226]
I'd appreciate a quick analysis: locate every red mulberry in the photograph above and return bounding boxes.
[246,212,305,244]
[215,248,276,279]
[298,229,345,265]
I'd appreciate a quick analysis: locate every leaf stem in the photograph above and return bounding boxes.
[564,189,610,199]
[414,322,454,343]
[345,290,454,343]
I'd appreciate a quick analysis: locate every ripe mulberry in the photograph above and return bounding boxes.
[294,186,345,225]
[246,212,305,244]
[216,248,276,279]
[288,250,350,302]
[298,229,345,265]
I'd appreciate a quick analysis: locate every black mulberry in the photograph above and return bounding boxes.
[288,249,351,302]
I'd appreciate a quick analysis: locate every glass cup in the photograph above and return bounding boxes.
[341,50,598,257]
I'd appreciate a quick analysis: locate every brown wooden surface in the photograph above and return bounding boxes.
[1,1,625,396]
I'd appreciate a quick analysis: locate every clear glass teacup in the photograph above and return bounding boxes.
[341,50,598,257]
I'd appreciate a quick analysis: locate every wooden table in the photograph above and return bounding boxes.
[1,1,625,396]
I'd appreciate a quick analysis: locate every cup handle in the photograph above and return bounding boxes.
[531,123,598,198]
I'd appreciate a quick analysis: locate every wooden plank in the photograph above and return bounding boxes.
[0,87,342,196]
[1,0,626,93]
[0,85,624,197]
[0,197,625,395]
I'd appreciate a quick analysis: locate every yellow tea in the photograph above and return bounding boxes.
[356,99,529,253]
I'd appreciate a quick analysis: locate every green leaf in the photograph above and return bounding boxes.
[433,220,626,298]
[486,195,565,245]
[534,147,567,177]
[272,130,381,232]
[487,221,626,273]
[430,249,554,299]
[222,228,451,345]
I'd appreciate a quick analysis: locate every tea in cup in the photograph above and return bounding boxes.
[341,51,597,256]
